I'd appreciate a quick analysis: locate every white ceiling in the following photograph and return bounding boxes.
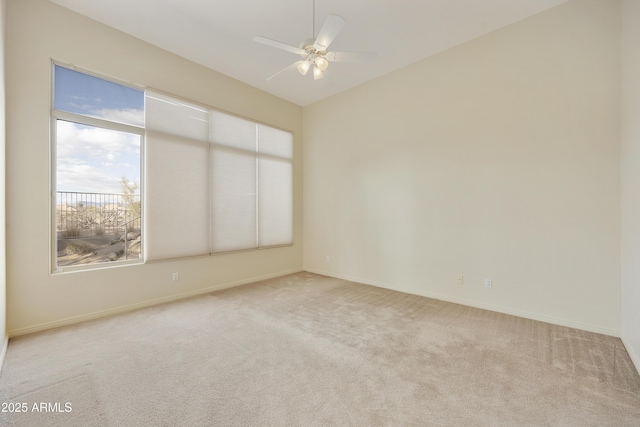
[50,0,568,106]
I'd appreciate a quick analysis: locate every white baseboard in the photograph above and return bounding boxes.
[621,334,640,376]
[9,268,303,338]
[0,335,8,374]
[304,268,619,337]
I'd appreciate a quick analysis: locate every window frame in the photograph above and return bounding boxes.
[50,62,146,273]
[50,63,294,271]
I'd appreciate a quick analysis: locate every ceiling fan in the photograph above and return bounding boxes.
[253,3,376,81]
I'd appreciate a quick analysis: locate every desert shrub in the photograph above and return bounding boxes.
[63,226,81,238]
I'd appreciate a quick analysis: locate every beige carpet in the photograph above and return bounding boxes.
[1,272,639,426]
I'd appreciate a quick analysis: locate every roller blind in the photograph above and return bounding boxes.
[145,92,210,261]
[145,91,293,261]
[145,131,210,260]
[210,112,257,253]
[257,125,293,247]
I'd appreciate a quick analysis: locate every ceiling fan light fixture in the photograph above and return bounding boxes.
[313,65,324,80]
[315,56,329,72]
[297,60,311,75]
[255,5,375,83]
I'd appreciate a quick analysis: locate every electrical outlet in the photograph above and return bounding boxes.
[484,278,492,289]
[172,272,179,281]
[325,255,330,263]
[458,275,464,285]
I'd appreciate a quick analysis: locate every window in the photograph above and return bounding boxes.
[145,91,293,261]
[52,64,144,271]
[52,66,293,270]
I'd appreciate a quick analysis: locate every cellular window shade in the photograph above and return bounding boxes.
[257,125,293,247]
[145,91,210,261]
[210,112,258,253]
[145,91,293,260]
[146,92,209,142]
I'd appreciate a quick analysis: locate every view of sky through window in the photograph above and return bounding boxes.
[54,65,144,126]
[54,65,143,194]
[56,121,141,194]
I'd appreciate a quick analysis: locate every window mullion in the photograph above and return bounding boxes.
[52,110,144,135]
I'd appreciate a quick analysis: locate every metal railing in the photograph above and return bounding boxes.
[56,191,141,239]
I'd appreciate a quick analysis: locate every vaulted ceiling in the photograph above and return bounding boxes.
[50,0,569,106]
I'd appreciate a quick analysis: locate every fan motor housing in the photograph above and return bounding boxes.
[300,38,327,57]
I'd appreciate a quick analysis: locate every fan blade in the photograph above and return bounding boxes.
[267,61,302,81]
[254,36,305,55]
[326,51,377,63]
[313,15,346,51]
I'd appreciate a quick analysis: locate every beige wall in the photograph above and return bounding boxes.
[5,0,303,334]
[0,0,6,362]
[304,0,621,335]
[621,0,640,371]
